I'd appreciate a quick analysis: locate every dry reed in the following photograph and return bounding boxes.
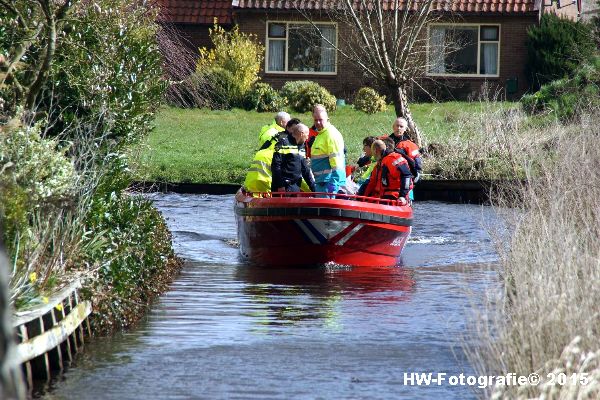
[466,108,600,399]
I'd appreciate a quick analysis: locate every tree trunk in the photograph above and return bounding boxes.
[0,236,25,400]
[390,84,423,148]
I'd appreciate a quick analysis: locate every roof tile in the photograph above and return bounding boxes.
[235,0,536,13]
[157,0,233,24]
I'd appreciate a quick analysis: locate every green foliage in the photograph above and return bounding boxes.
[196,25,264,109]
[0,121,75,207]
[0,119,77,305]
[1,0,176,318]
[353,87,387,114]
[83,190,175,331]
[85,192,172,295]
[197,68,240,110]
[243,82,287,112]
[280,80,336,113]
[49,0,165,148]
[521,58,600,121]
[526,13,596,89]
[593,0,600,47]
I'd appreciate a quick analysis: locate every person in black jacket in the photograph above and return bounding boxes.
[271,123,316,193]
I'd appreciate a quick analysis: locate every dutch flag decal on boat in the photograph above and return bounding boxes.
[294,219,362,245]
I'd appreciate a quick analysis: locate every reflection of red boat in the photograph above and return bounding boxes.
[234,189,413,267]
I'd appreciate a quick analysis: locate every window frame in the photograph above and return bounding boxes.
[265,21,338,75]
[426,23,501,78]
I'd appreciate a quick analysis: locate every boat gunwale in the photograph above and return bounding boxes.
[235,192,413,227]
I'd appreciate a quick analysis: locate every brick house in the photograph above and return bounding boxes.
[158,0,585,100]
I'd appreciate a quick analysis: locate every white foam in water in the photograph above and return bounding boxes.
[408,235,452,245]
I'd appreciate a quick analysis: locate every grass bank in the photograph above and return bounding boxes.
[467,110,600,398]
[131,102,519,184]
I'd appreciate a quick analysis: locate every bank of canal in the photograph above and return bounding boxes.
[38,193,498,400]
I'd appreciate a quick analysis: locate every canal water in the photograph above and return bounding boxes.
[39,193,499,400]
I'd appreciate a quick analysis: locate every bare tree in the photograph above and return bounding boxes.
[299,0,453,146]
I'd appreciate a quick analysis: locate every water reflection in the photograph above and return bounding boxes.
[235,265,416,330]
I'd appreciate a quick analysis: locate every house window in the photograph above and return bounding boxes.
[428,24,500,76]
[266,22,337,74]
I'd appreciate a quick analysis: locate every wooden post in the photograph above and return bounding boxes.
[61,304,73,364]
[19,325,32,388]
[50,309,63,371]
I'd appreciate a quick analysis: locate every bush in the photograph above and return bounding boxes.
[526,13,596,89]
[0,119,78,307]
[83,191,177,332]
[243,82,287,112]
[521,58,600,121]
[1,0,177,316]
[196,68,241,110]
[47,0,165,148]
[280,80,336,113]
[353,87,387,114]
[0,120,76,249]
[196,25,263,109]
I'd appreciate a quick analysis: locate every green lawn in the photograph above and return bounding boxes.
[132,102,513,184]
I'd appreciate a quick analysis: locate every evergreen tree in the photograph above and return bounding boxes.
[526,13,595,89]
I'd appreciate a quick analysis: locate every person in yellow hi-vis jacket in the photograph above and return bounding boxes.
[243,147,275,196]
[258,111,290,149]
[310,107,346,196]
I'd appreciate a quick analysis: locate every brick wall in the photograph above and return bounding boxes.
[171,10,539,101]
[168,24,214,54]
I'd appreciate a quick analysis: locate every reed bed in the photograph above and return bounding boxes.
[466,109,600,399]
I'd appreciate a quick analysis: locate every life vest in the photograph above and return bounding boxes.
[358,157,376,185]
[243,148,274,196]
[381,152,412,199]
[378,133,421,177]
[258,121,285,148]
[305,128,319,158]
[395,139,421,177]
[364,162,383,198]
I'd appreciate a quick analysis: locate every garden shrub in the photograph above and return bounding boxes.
[197,68,241,110]
[280,80,336,113]
[83,190,177,332]
[353,87,387,114]
[1,0,178,316]
[526,13,596,89]
[0,121,76,251]
[521,58,600,121]
[196,25,263,108]
[46,0,165,148]
[243,82,287,112]
[0,120,78,306]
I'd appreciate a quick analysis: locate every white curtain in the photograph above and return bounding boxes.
[429,26,445,74]
[481,43,498,75]
[268,40,285,71]
[319,25,336,72]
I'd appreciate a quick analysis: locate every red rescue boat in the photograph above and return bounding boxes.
[235,189,413,267]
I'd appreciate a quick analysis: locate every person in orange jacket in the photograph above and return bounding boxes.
[363,139,411,204]
[380,117,423,183]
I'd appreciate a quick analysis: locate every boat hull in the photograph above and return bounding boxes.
[235,190,413,267]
